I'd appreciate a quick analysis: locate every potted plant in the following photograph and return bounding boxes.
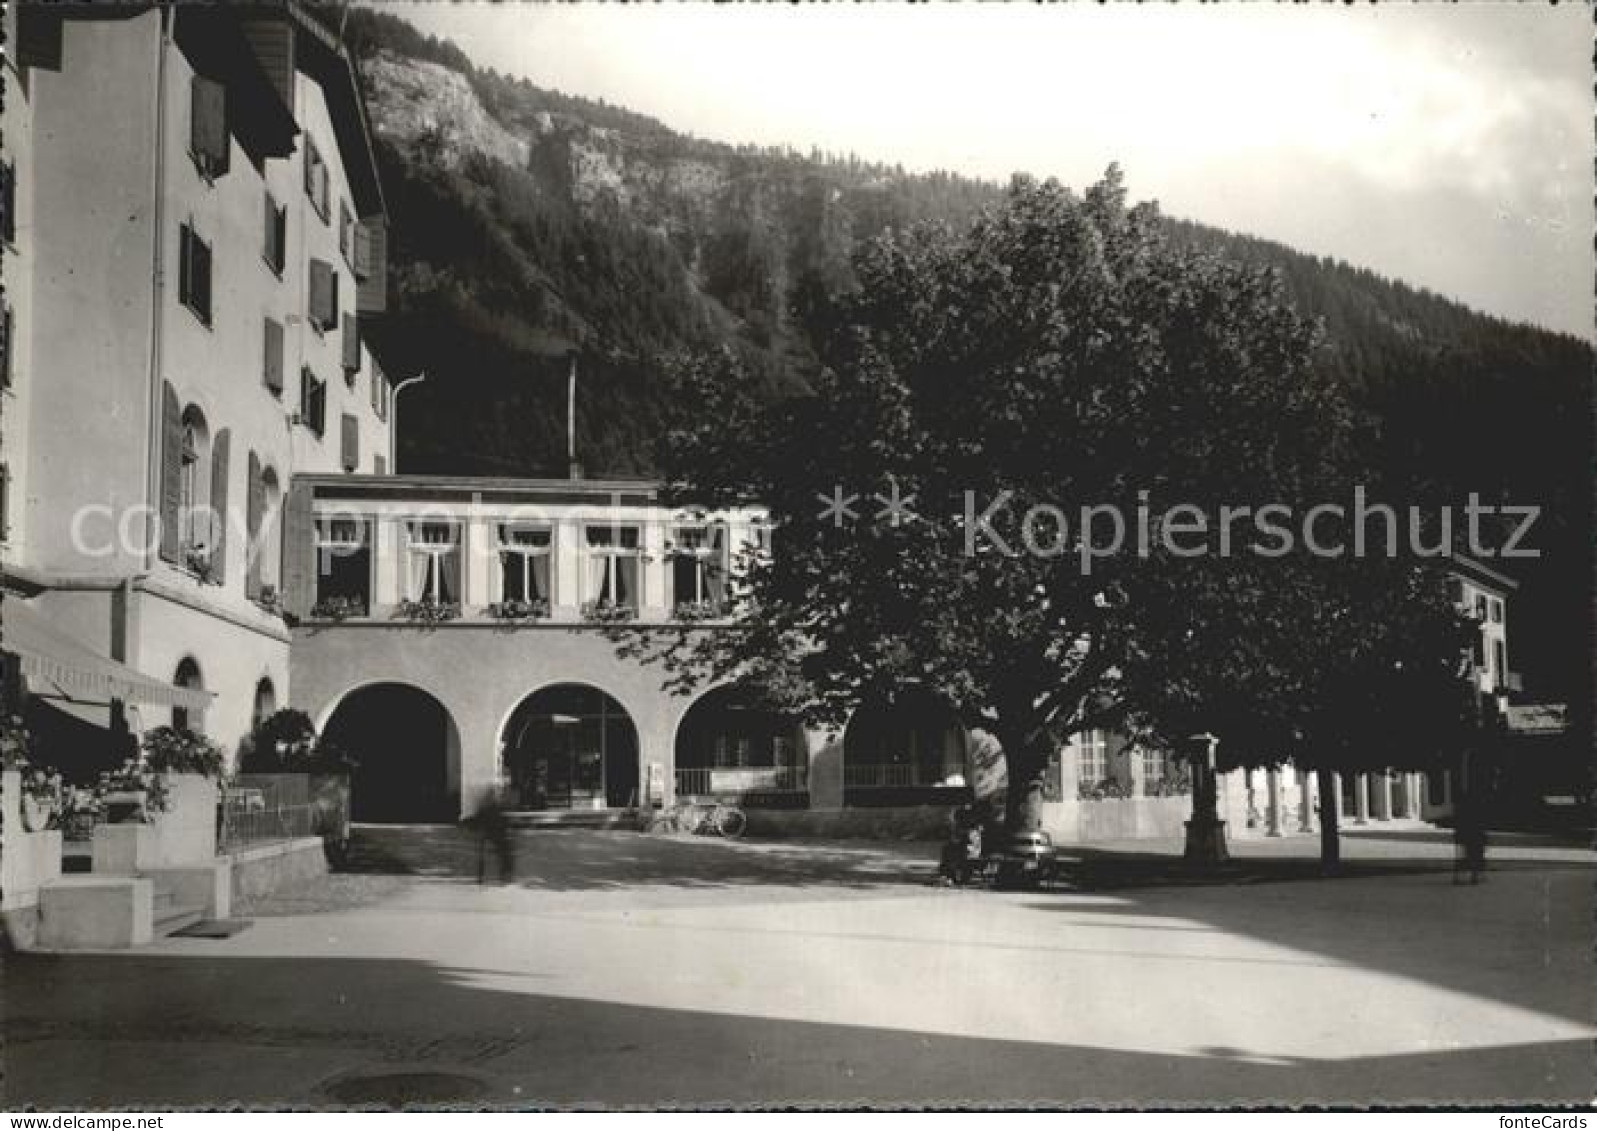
[95,757,171,821]
[19,765,62,832]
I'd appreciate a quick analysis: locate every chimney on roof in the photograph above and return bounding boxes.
[566,349,582,480]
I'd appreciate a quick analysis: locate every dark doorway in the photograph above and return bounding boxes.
[323,684,458,823]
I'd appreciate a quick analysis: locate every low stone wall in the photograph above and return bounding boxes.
[228,837,328,903]
[744,806,952,841]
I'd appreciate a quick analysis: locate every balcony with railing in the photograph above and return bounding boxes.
[842,761,970,808]
[675,765,808,807]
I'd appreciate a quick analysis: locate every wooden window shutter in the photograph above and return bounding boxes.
[263,317,284,393]
[355,220,388,314]
[1,305,12,389]
[178,224,192,307]
[159,383,183,564]
[190,75,229,178]
[245,451,264,600]
[263,193,286,273]
[209,429,231,584]
[303,138,318,197]
[0,163,14,245]
[342,316,360,373]
[341,414,359,472]
[195,235,212,323]
[280,481,316,618]
[308,259,336,329]
[339,200,352,260]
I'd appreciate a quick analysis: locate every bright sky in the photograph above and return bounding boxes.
[388,2,1593,341]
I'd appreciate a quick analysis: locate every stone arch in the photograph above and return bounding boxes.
[498,683,640,810]
[321,682,462,823]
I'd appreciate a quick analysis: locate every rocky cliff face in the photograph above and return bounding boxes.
[364,50,530,172]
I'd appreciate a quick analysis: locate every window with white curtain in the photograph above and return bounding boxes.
[669,523,728,611]
[584,524,640,610]
[406,520,460,604]
[1077,731,1107,783]
[498,523,552,604]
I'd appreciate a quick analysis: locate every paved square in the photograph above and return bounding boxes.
[7,828,1593,1108]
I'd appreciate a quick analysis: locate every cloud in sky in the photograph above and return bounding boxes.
[388,2,1593,340]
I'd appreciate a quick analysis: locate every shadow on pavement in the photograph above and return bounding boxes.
[339,824,937,893]
[6,950,1587,1109]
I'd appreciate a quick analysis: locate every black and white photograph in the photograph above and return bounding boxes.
[0,0,1591,1115]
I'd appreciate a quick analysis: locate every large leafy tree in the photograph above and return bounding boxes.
[1118,550,1482,868]
[644,170,1351,832]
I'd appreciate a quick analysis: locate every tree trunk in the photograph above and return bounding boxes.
[1316,766,1341,873]
[997,722,1050,835]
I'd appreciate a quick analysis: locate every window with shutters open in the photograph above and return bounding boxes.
[262,317,284,395]
[300,367,326,436]
[308,258,338,332]
[262,191,286,276]
[189,74,229,181]
[178,222,213,327]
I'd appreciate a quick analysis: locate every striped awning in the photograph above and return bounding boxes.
[3,598,214,712]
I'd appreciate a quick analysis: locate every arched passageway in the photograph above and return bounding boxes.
[500,684,639,811]
[322,683,461,823]
[674,683,807,803]
[843,687,968,805]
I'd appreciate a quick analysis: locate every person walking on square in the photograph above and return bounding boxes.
[1453,786,1488,885]
[474,786,516,885]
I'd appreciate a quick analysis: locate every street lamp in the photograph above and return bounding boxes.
[389,372,426,475]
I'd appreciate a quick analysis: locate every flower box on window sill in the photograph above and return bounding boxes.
[254,585,287,619]
[310,596,367,622]
[581,600,637,624]
[184,546,219,586]
[395,597,461,625]
[486,599,549,623]
[671,599,726,623]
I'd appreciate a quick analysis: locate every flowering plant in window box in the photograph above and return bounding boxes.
[395,597,461,624]
[255,584,286,618]
[310,595,366,621]
[185,545,219,585]
[671,599,725,623]
[141,725,226,779]
[487,598,549,622]
[581,600,637,624]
